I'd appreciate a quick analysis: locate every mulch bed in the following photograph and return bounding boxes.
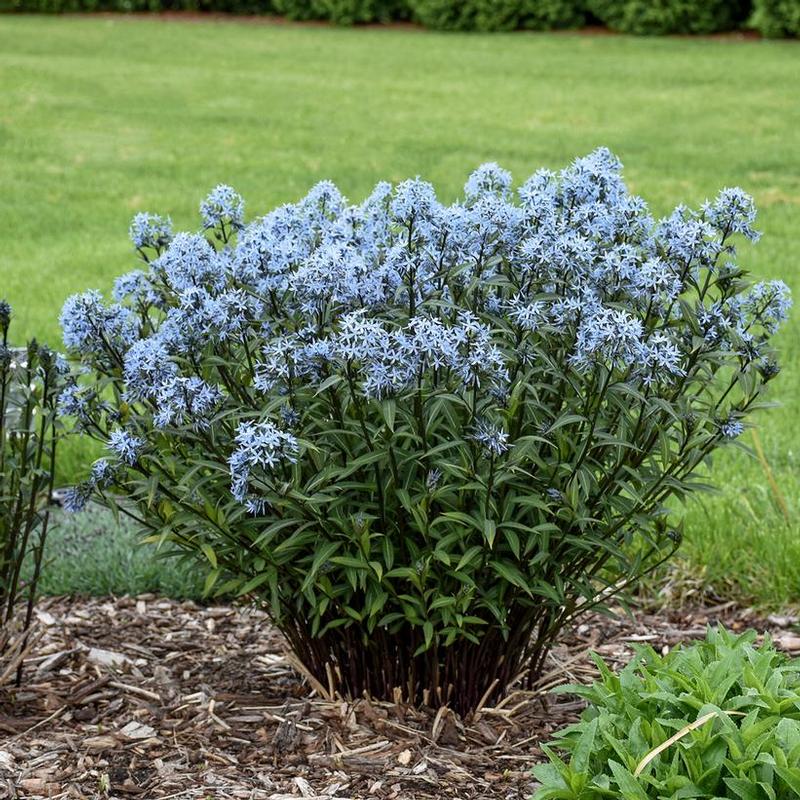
[1,598,798,800]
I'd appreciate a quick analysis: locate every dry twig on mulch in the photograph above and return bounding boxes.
[0,597,797,799]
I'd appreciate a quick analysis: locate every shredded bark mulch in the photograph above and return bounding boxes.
[1,597,798,799]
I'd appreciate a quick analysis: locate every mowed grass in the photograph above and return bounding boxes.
[0,17,799,606]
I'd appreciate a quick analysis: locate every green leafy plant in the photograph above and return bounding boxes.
[60,152,789,714]
[0,301,65,686]
[750,0,800,37]
[588,0,751,35]
[534,627,800,799]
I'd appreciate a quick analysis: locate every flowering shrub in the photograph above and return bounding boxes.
[60,149,789,713]
[1,302,66,685]
[534,628,800,799]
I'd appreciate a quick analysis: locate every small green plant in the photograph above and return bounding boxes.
[0,301,65,686]
[534,627,800,799]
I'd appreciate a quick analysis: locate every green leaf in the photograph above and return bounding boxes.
[484,518,496,548]
[200,542,217,569]
[608,761,649,800]
[381,399,396,431]
[489,560,531,594]
[301,541,340,592]
[571,716,598,774]
[203,568,220,597]
[775,766,800,796]
[724,777,765,800]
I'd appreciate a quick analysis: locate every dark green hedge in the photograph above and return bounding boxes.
[407,0,585,31]
[272,0,405,23]
[0,0,274,11]
[750,0,800,36]
[588,0,751,34]
[2,0,799,38]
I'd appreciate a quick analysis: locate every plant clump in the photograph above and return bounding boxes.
[59,149,789,713]
[1,301,66,686]
[534,627,800,799]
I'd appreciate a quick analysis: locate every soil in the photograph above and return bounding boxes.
[1,597,798,799]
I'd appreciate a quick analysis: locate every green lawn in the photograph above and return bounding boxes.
[1,17,799,606]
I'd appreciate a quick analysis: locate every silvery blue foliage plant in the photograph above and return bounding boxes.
[59,149,789,713]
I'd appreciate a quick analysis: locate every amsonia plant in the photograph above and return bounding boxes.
[59,149,789,713]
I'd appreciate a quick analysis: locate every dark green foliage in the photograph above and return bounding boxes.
[406,0,476,31]
[750,0,800,36]
[317,0,407,23]
[520,0,586,29]
[0,0,265,12]
[534,628,800,800]
[408,0,585,31]
[0,0,759,34]
[270,0,322,20]
[0,0,403,22]
[0,302,63,685]
[588,0,751,35]
[273,0,402,23]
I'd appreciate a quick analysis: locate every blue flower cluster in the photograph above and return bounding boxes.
[229,421,299,507]
[154,377,223,430]
[60,291,138,359]
[62,458,116,512]
[129,212,173,253]
[471,419,511,456]
[58,151,790,508]
[108,429,144,465]
[200,184,245,233]
[720,417,745,439]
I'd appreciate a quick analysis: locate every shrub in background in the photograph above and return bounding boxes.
[750,0,800,36]
[0,0,768,34]
[60,149,789,714]
[406,0,476,31]
[270,0,323,20]
[408,0,585,31]
[534,628,800,799]
[270,0,405,22]
[316,0,407,24]
[588,0,751,35]
[0,0,265,12]
[519,0,586,30]
[0,302,65,686]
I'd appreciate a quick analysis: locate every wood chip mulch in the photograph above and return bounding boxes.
[1,597,798,800]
